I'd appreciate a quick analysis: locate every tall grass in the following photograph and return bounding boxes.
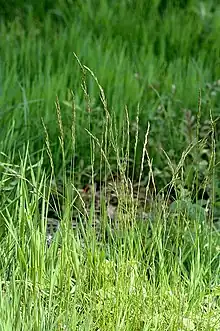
[0,68,219,329]
[0,1,220,329]
[0,1,220,185]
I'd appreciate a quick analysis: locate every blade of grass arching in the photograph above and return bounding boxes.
[131,105,140,185]
[55,96,73,230]
[207,110,216,224]
[135,123,150,218]
[15,149,29,249]
[89,137,96,227]
[55,96,66,193]
[205,110,217,296]
[101,74,111,200]
[55,96,65,166]
[42,118,62,219]
[71,90,76,188]
[195,89,202,203]
[124,106,130,180]
[40,175,48,240]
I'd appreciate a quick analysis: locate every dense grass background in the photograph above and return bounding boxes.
[0,1,220,329]
[0,0,220,184]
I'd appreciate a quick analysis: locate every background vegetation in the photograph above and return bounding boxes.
[0,0,219,183]
[0,0,220,329]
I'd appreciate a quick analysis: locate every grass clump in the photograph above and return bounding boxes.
[0,88,219,329]
[0,1,220,329]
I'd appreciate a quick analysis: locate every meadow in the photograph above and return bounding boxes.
[0,1,220,329]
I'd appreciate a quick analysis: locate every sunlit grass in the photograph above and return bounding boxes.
[0,98,219,329]
[0,1,220,329]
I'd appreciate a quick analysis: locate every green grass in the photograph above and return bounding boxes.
[0,150,220,330]
[1,1,220,181]
[0,0,220,329]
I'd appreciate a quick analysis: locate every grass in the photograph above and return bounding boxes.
[0,0,220,329]
[1,1,220,180]
[0,150,220,330]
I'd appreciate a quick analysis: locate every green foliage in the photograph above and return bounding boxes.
[0,2,220,328]
[0,0,220,187]
[0,150,219,329]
